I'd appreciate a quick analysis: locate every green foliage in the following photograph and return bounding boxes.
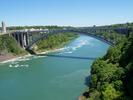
[88,90,101,100]
[90,74,98,88]
[35,32,78,52]
[102,84,122,100]
[92,26,125,43]
[91,60,118,83]
[119,32,133,67]
[85,25,133,99]
[0,34,26,55]
[105,47,121,63]
[113,80,123,91]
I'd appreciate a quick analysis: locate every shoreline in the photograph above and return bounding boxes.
[0,47,65,64]
[0,54,31,64]
[0,32,78,64]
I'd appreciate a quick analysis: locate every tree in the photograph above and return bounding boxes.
[102,84,122,100]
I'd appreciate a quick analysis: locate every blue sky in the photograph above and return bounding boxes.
[0,0,133,26]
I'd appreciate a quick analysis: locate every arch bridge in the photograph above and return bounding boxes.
[10,27,129,54]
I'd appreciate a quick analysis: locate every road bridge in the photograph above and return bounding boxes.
[1,27,128,54]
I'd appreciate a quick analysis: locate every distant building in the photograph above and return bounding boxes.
[2,21,6,33]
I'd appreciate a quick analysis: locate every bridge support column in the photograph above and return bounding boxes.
[20,33,25,48]
[17,33,20,46]
[23,33,27,47]
[12,32,30,49]
[26,32,29,46]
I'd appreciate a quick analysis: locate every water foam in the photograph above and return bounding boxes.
[61,39,92,54]
[9,62,29,68]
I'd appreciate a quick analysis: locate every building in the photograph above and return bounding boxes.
[2,21,6,33]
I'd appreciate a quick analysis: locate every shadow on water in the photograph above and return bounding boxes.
[37,54,97,60]
[84,76,91,86]
[82,76,91,98]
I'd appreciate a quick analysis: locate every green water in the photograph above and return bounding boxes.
[0,34,109,100]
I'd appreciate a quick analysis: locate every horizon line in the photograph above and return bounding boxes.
[0,21,133,28]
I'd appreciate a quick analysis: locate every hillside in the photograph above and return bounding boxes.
[0,34,27,61]
[82,27,133,99]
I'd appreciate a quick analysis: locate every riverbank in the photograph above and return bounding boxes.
[0,32,78,64]
[0,47,65,64]
[0,35,73,63]
[0,54,30,64]
[0,54,16,62]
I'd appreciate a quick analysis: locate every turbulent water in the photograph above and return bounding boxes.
[0,34,109,100]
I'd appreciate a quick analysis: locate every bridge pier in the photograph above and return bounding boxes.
[12,32,29,49]
[26,32,29,46]
[21,33,24,48]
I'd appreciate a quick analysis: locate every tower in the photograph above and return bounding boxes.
[2,21,6,33]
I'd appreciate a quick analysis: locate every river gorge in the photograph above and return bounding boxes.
[0,34,109,100]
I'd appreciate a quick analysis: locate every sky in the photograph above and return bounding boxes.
[0,0,133,27]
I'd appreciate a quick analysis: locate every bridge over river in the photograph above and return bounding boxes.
[0,27,130,54]
[0,21,131,51]
[9,28,116,53]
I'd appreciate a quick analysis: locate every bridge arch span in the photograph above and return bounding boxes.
[11,29,115,54]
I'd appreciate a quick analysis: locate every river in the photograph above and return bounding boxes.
[0,34,109,100]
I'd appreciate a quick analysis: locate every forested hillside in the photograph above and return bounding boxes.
[82,30,133,99]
